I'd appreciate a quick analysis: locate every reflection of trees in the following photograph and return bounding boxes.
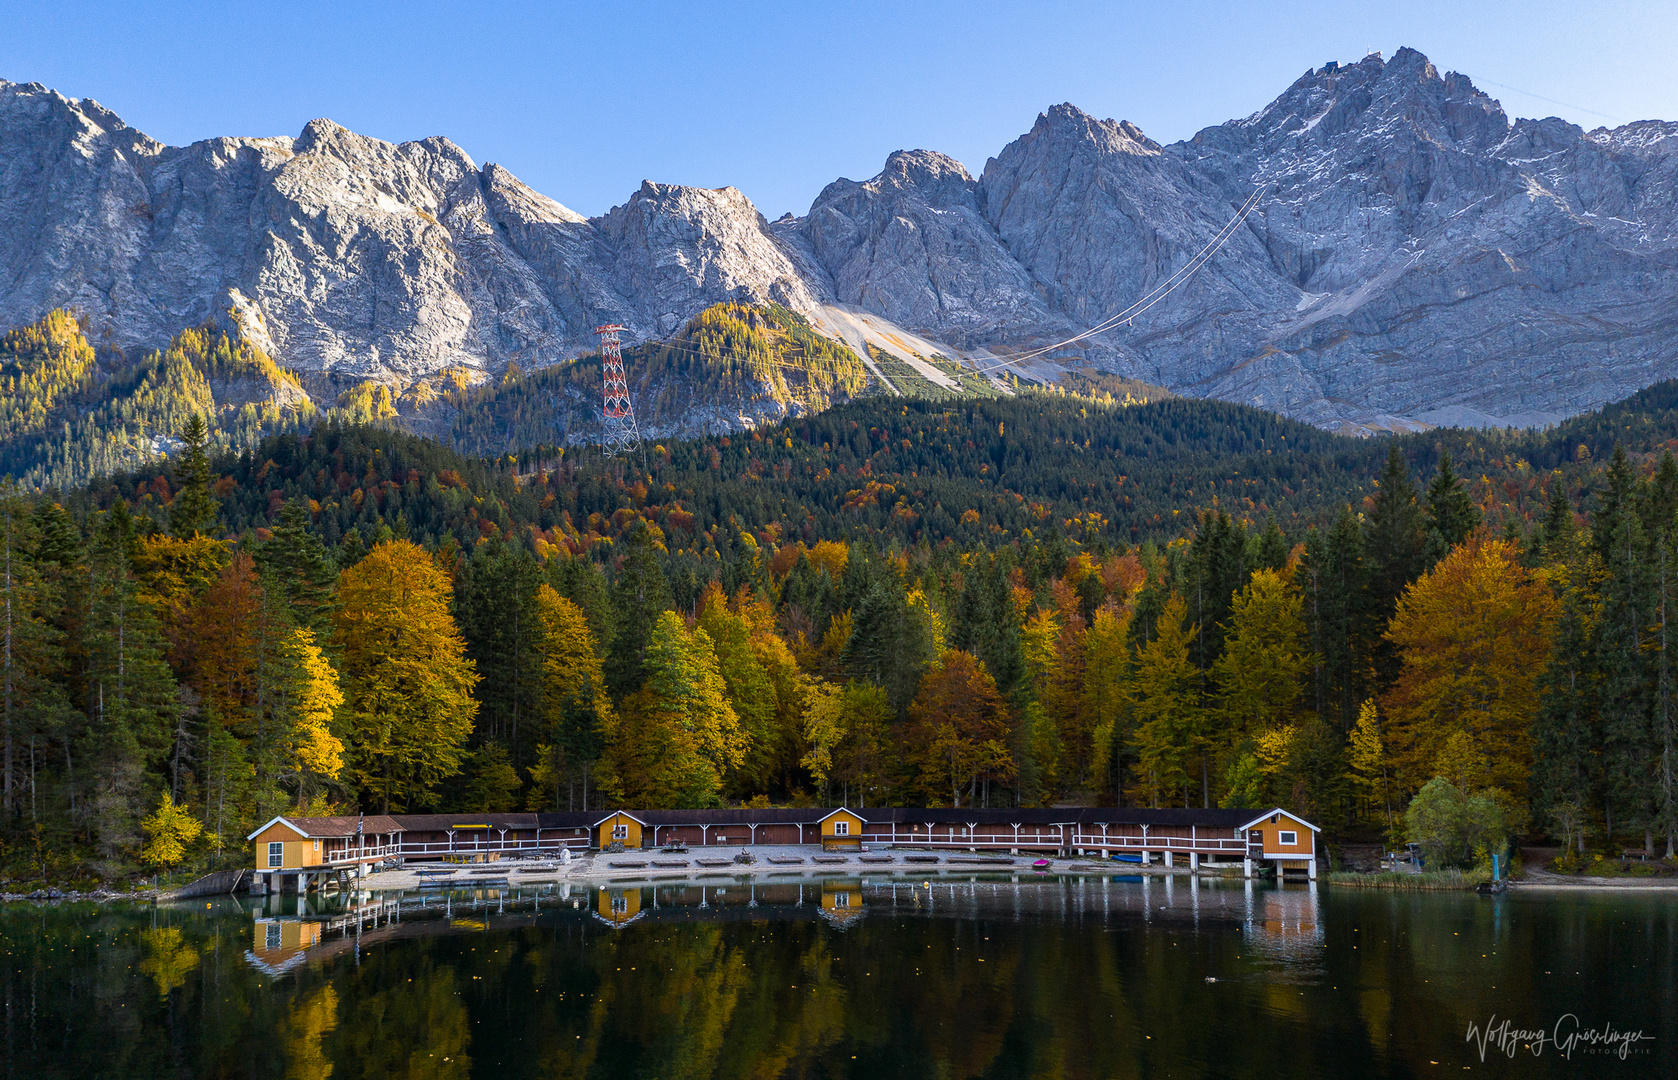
[336,963,472,1080]
[284,985,339,1080]
[542,922,850,1079]
[138,926,200,998]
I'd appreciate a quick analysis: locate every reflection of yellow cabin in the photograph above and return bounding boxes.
[817,808,863,850]
[594,887,643,927]
[820,882,865,925]
[595,811,646,849]
[248,919,323,975]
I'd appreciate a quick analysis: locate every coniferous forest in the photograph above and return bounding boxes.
[8,304,1678,883]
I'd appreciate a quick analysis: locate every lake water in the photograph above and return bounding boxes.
[2,873,1672,1078]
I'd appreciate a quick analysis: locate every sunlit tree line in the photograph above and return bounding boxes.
[8,407,1678,882]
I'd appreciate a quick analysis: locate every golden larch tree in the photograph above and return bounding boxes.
[1381,537,1558,802]
[335,540,478,812]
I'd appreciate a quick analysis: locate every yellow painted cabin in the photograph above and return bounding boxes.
[596,812,645,850]
[818,809,863,850]
[1242,809,1319,877]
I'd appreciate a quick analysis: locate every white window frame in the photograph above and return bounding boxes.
[1279,830,1298,846]
[265,922,281,949]
[833,821,849,836]
[268,841,284,868]
[612,823,629,840]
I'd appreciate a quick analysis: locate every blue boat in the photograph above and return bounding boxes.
[1110,853,1144,864]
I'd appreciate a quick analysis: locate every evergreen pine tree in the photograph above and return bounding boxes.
[1301,507,1372,731]
[1424,448,1480,564]
[605,522,674,700]
[253,501,337,639]
[170,414,219,538]
[1364,444,1427,687]
[1593,445,1654,842]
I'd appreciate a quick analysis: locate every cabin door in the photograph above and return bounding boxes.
[1247,830,1264,858]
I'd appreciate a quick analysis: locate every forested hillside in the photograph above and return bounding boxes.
[0,312,315,489]
[7,354,1678,884]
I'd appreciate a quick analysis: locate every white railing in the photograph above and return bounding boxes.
[396,838,591,859]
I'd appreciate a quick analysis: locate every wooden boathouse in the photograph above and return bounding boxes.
[249,805,1318,889]
[246,814,405,895]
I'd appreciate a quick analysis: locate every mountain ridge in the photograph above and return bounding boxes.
[5,47,1678,434]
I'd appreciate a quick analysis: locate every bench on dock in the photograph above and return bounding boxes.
[767,856,804,864]
[858,855,894,864]
[414,868,457,879]
[904,855,940,864]
[651,860,689,868]
[606,861,646,869]
[695,858,733,867]
[812,855,847,864]
[947,856,1012,865]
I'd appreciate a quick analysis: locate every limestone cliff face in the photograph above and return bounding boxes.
[0,80,827,385]
[7,47,1678,432]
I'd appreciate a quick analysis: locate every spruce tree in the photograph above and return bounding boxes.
[1301,507,1371,731]
[1593,445,1654,842]
[455,540,544,759]
[170,414,219,538]
[1365,444,1428,687]
[1423,448,1480,564]
[253,501,338,639]
[604,522,674,701]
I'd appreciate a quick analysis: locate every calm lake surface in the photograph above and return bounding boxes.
[1,873,1672,1078]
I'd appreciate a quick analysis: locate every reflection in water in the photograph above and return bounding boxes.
[3,875,1673,1078]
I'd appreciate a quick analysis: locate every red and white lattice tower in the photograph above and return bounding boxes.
[593,324,642,454]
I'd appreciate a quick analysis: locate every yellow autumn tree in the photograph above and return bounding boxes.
[282,626,345,801]
[696,584,778,791]
[902,650,1013,807]
[598,611,745,808]
[140,791,203,870]
[528,585,614,810]
[1212,568,1313,735]
[1081,604,1134,799]
[1348,699,1393,829]
[1381,537,1558,802]
[336,541,479,812]
[1128,593,1204,807]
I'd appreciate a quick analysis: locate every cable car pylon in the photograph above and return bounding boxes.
[594,324,643,455]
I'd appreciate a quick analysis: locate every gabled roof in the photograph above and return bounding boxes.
[815,807,861,825]
[246,814,405,841]
[1238,808,1321,833]
[592,809,649,827]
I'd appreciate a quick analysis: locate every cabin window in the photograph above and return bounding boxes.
[265,923,281,950]
[268,842,284,867]
[1279,831,1298,846]
[833,821,849,836]
[833,892,851,908]
[611,896,628,914]
[612,823,629,840]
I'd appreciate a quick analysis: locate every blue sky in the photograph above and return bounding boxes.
[3,1,1673,218]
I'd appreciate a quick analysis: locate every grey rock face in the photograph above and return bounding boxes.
[7,47,1678,432]
[791,149,1062,348]
[0,80,831,386]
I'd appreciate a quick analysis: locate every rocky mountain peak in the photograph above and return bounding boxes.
[1016,103,1161,158]
[5,56,1678,437]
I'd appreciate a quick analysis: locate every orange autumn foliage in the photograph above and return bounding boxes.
[1380,538,1558,801]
